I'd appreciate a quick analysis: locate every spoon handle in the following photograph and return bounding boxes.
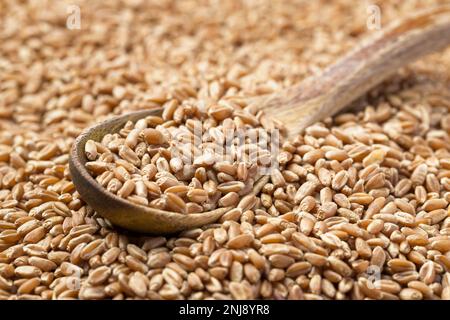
[255,6,450,138]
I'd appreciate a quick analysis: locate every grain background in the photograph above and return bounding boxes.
[1,0,450,300]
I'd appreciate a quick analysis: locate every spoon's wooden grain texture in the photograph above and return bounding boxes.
[70,6,450,234]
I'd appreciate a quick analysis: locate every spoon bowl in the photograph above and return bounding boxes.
[69,109,233,234]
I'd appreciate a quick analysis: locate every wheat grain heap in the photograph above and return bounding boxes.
[83,104,283,213]
[1,0,450,300]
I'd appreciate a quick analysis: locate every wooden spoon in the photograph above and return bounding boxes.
[69,6,450,234]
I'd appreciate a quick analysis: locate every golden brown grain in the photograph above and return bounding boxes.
[2,0,450,301]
